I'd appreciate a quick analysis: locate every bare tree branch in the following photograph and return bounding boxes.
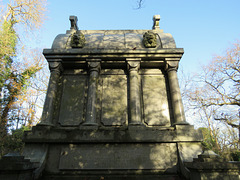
[135,0,145,9]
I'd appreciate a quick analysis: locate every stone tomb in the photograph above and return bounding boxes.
[24,15,203,179]
[3,15,238,180]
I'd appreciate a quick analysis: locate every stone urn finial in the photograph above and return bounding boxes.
[69,16,79,31]
[153,15,160,30]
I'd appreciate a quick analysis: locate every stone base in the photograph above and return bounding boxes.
[40,143,180,177]
[40,174,183,180]
[21,125,204,179]
[18,125,205,179]
[59,143,178,171]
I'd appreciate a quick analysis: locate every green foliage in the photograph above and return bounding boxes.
[0,20,17,90]
[20,66,42,90]
[0,20,41,91]
[0,126,30,157]
[199,127,240,161]
[0,20,17,54]
[0,0,47,157]
[0,20,18,147]
[199,127,219,153]
[0,19,42,134]
[231,151,240,161]
[0,21,42,158]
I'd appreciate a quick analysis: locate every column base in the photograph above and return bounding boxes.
[173,121,190,126]
[38,122,54,126]
[129,122,144,126]
[82,122,98,126]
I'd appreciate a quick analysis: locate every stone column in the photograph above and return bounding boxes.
[166,58,189,125]
[84,59,101,126]
[127,58,142,125]
[40,60,63,126]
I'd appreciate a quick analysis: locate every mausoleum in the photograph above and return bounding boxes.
[1,15,239,180]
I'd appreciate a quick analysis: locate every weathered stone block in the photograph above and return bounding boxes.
[178,142,202,162]
[59,143,177,171]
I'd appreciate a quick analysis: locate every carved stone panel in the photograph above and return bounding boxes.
[59,75,87,126]
[101,75,127,126]
[59,143,177,171]
[142,75,170,126]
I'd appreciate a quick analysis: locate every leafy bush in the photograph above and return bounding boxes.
[0,126,30,158]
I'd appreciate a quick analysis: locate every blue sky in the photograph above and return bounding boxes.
[38,0,240,74]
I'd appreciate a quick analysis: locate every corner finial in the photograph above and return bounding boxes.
[152,15,160,30]
[69,16,79,31]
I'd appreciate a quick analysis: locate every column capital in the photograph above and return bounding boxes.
[127,58,141,72]
[165,58,180,72]
[87,59,101,73]
[48,60,63,74]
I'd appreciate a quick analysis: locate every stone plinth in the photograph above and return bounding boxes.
[22,125,203,179]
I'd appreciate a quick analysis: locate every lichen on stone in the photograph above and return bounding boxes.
[142,31,157,48]
[70,32,86,48]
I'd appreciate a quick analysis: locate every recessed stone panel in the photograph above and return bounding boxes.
[59,143,177,170]
[59,75,87,126]
[142,75,170,126]
[101,75,127,126]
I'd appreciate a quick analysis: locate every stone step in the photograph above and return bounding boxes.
[40,174,184,180]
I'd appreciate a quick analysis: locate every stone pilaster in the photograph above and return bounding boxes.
[127,58,142,125]
[40,60,63,126]
[84,59,101,126]
[165,58,189,125]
